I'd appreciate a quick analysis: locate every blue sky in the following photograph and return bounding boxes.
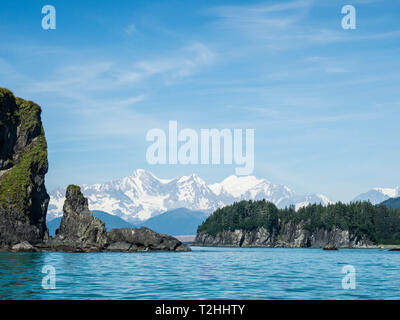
[0,0,399,201]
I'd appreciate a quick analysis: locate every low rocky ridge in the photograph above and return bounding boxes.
[107,228,189,252]
[36,185,190,252]
[195,224,375,248]
[0,88,49,248]
[193,200,400,248]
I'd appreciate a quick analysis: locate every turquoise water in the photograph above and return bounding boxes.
[0,247,399,300]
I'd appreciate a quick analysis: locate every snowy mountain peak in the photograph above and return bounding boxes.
[213,175,266,197]
[372,187,400,199]
[316,194,331,204]
[177,173,206,186]
[132,168,147,175]
[354,186,400,205]
[48,170,331,223]
[130,169,166,183]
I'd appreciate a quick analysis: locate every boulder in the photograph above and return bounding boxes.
[11,241,36,252]
[106,227,191,252]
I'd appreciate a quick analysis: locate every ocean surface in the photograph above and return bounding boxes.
[0,247,399,300]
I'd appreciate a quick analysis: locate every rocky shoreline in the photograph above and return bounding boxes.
[3,185,191,253]
[193,223,379,249]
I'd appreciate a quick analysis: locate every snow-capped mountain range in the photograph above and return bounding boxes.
[352,187,400,205]
[48,169,331,222]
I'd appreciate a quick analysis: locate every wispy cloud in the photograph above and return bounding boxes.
[3,41,216,142]
[209,0,400,50]
[130,42,215,82]
[241,105,375,129]
[28,42,215,97]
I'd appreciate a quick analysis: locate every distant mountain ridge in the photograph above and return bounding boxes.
[353,187,400,205]
[47,208,206,237]
[379,197,400,209]
[48,169,331,222]
[138,208,208,236]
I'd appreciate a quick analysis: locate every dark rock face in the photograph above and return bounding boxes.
[194,222,376,248]
[0,88,49,247]
[49,185,108,251]
[106,227,191,252]
[107,241,135,252]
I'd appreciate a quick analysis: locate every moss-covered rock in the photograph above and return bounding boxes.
[0,88,49,246]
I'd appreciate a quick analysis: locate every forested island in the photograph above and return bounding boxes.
[194,200,400,248]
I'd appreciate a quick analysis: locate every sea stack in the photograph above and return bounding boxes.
[0,88,49,248]
[52,185,108,251]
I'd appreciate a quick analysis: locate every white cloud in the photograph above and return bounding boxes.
[131,42,215,81]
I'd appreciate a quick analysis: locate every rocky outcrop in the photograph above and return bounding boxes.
[105,227,191,252]
[44,185,108,252]
[0,88,49,248]
[41,185,190,252]
[194,222,377,248]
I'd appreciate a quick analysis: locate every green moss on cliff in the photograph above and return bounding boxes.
[66,184,82,195]
[0,88,13,98]
[0,89,48,214]
[15,98,42,133]
[0,135,47,213]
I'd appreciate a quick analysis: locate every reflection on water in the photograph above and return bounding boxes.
[0,248,399,300]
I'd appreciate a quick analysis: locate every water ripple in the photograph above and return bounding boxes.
[0,248,399,299]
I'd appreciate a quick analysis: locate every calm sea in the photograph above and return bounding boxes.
[0,247,399,300]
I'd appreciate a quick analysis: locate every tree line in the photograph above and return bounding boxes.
[197,200,400,245]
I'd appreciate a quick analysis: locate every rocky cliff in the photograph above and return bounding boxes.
[194,221,376,248]
[0,88,49,247]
